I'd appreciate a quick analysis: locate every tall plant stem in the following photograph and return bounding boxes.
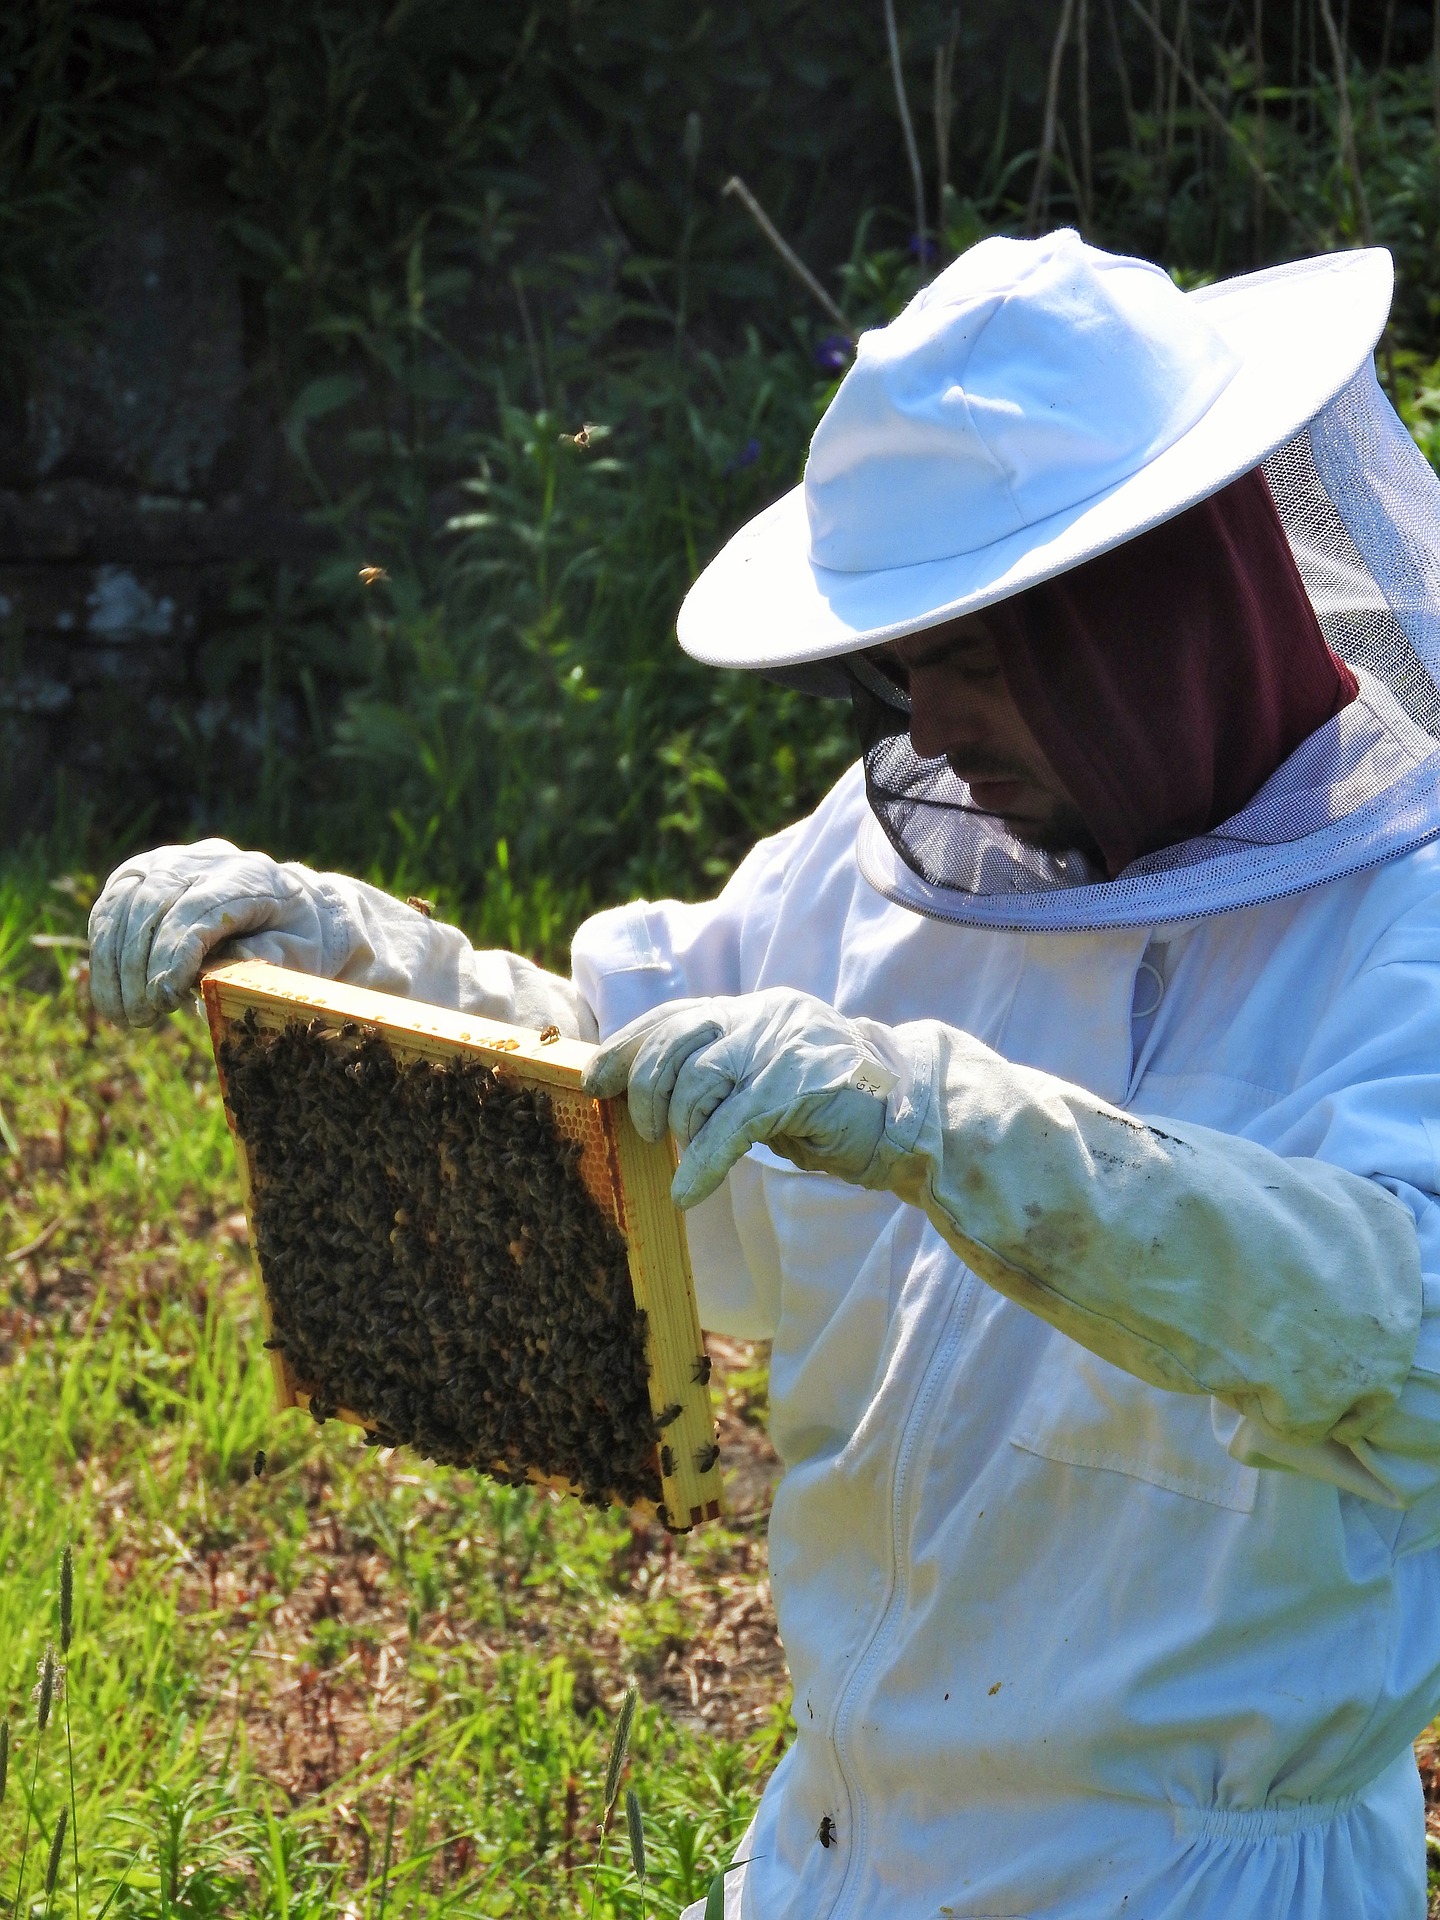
[1027,0,1078,231]
[1316,0,1373,241]
[374,1646,413,1920]
[883,0,929,265]
[1100,0,1138,151]
[1123,0,1326,242]
[10,1738,44,1920]
[1164,0,1188,169]
[1379,0,1396,74]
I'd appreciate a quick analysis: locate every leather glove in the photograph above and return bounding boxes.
[582,989,904,1208]
[90,841,329,1027]
[89,840,597,1039]
[584,988,1422,1448]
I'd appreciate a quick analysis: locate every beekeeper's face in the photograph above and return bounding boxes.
[888,617,1098,860]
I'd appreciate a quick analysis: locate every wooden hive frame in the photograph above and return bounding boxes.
[201,959,723,1531]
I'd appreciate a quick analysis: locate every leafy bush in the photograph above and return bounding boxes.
[3,2,1440,910]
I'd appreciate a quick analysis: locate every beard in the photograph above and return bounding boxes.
[1002,801,1104,864]
[946,752,1105,867]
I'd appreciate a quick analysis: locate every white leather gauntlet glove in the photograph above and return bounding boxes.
[583,989,897,1207]
[88,840,595,1040]
[586,989,1423,1448]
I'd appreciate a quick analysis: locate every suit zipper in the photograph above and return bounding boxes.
[822,1270,976,1920]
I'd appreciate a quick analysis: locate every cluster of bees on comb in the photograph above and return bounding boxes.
[217,1013,663,1508]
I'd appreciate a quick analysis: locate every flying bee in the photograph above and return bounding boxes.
[358,565,389,587]
[559,422,602,449]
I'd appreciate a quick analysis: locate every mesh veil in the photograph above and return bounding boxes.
[855,361,1440,930]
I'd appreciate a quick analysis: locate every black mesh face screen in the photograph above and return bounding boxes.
[848,672,1100,896]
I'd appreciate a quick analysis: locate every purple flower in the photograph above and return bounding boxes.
[724,437,762,476]
[814,333,852,375]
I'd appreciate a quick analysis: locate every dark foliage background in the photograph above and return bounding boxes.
[3,0,1440,934]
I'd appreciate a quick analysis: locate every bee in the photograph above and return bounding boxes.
[817,1816,837,1850]
[252,1449,266,1478]
[559,422,602,449]
[358,565,390,587]
[694,1443,720,1473]
[692,1353,712,1386]
[405,896,435,918]
[538,1025,561,1044]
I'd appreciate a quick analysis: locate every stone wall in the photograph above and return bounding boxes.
[0,169,323,844]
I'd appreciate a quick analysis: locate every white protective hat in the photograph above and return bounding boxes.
[678,229,1392,669]
[678,230,1440,932]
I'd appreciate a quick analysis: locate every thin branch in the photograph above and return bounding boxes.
[1027,0,1079,232]
[1316,0,1374,242]
[1122,0,1327,244]
[720,176,851,333]
[883,0,929,264]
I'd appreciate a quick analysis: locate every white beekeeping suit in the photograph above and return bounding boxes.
[91,232,1440,1918]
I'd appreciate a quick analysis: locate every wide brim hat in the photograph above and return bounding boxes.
[678,236,1394,671]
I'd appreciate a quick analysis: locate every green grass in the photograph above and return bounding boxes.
[8,842,1440,1914]
[0,870,785,1918]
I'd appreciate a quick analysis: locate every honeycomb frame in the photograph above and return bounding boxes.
[201,959,724,1531]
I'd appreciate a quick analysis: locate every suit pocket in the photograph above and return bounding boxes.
[1011,1331,1259,1514]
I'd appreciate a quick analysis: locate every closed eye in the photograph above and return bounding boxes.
[898,639,1002,682]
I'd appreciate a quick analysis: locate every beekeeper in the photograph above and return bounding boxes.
[90,231,1440,1919]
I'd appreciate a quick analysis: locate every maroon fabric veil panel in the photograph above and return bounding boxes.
[990,467,1359,877]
